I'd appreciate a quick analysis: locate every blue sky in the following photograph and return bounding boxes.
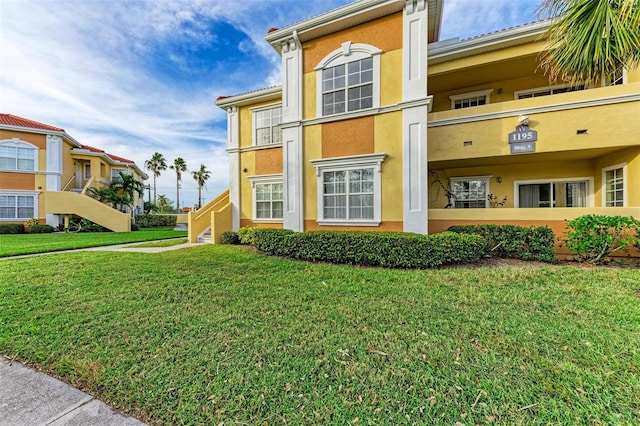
[1,0,541,209]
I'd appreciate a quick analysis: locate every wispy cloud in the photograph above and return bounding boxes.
[1,0,537,208]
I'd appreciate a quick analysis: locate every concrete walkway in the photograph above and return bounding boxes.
[2,240,201,260]
[0,356,145,426]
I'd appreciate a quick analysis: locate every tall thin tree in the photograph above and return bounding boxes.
[170,157,187,213]
[144,152,167,205]
[192,164,211,209]
[540,0,640,87]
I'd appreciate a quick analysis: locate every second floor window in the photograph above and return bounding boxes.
[254,105,282,146]
[0,141,36,171]
[322,57,373,115]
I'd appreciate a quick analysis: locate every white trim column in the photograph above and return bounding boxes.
[281,34,304,231]
[46,135,62,191]
[402,0,429,234]
[227,106,241,231]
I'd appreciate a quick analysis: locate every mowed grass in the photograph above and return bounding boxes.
[126,238,189,248]
[0,227,187,257]
[1,244,639,425]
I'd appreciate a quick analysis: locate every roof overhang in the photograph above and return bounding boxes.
[265,0,444,53]
[215,86,282,109]
[428,20,550,65]
[70,148,148,180]
[0,124,83,148]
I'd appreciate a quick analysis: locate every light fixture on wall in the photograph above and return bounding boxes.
[242,168,248,173]
[496,176,502,183]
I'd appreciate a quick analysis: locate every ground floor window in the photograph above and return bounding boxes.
[248,174,283,222]
[311,153,385,226]
[256,183,283,219]
[0,193,36,220]
[450,177,489,208]
[603,165,624,207]
[323,168,374,220]
[517,180,589,208]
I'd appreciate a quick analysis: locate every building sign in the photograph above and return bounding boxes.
[508,125,537,154]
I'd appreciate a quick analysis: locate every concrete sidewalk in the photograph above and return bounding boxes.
[0,356,146,426]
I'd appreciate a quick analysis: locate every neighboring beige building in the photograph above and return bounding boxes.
[0,114,148,232]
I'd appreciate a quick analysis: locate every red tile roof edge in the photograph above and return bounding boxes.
[0,113,65,132]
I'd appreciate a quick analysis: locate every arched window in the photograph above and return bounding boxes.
[0,139,38,172]
[315,42,382,117]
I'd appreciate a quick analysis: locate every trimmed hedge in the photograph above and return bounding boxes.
[0,224,24,234]
[252,229,486,269]
[134,215,177,228]
[448,224,556,263]
[238,226,260,245]
[221,231,240,245]
[29,224,55,234]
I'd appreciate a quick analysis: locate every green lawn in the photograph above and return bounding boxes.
[1,245,639,424]
[0,227,187,257]
[126,238,189,248]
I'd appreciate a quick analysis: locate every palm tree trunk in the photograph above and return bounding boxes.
[153,175,157,205]
[176,177,180,213]
[198,186,202,209]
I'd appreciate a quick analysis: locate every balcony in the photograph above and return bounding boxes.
[427,83,640,168]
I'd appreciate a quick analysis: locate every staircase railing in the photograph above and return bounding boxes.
[188,189,230,243]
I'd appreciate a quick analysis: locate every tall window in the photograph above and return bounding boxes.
[322,57,373,115]
[603,166,624,207]
[0,141,37,171]
[316,42,381,118]
[517,180,588,208]
[255,183,283,220]
[451,178,488,208]
[311,153,385,226]
[254,105,282,146]
[0,194,35,219]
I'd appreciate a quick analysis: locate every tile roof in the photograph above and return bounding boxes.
[461,19,548,41]
[78,145,135,164]
[0,113,65,132]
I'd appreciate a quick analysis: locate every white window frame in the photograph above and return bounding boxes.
[310,153,386,226]
[514,177,594,208]
[247,174,283,223]
[0,139,38,172]
[315,42,382,118]
[602,164,626,207]
[449,89,493,110]
[450,176,490,208]
[514,84,586,100]
[0,190,38,221]
[251,103,283,146]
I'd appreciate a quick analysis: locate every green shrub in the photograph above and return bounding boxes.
[134,215,177,228]
[448,224,556,263]
[238,226,260,245]
[252,229,486,269]
[131,223,140,231]
[565,215,640,264]
[252,228,295,255]
[29,224,55,234]
[221,231,241,245]
[0,224,25,234]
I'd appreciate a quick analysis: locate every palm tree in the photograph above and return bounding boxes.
[144,152,167,205]
[112,171,145,212]
[169,157,187,213]
[157,194,172,212]
[540,0,640,87]
[192,164,211,209]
